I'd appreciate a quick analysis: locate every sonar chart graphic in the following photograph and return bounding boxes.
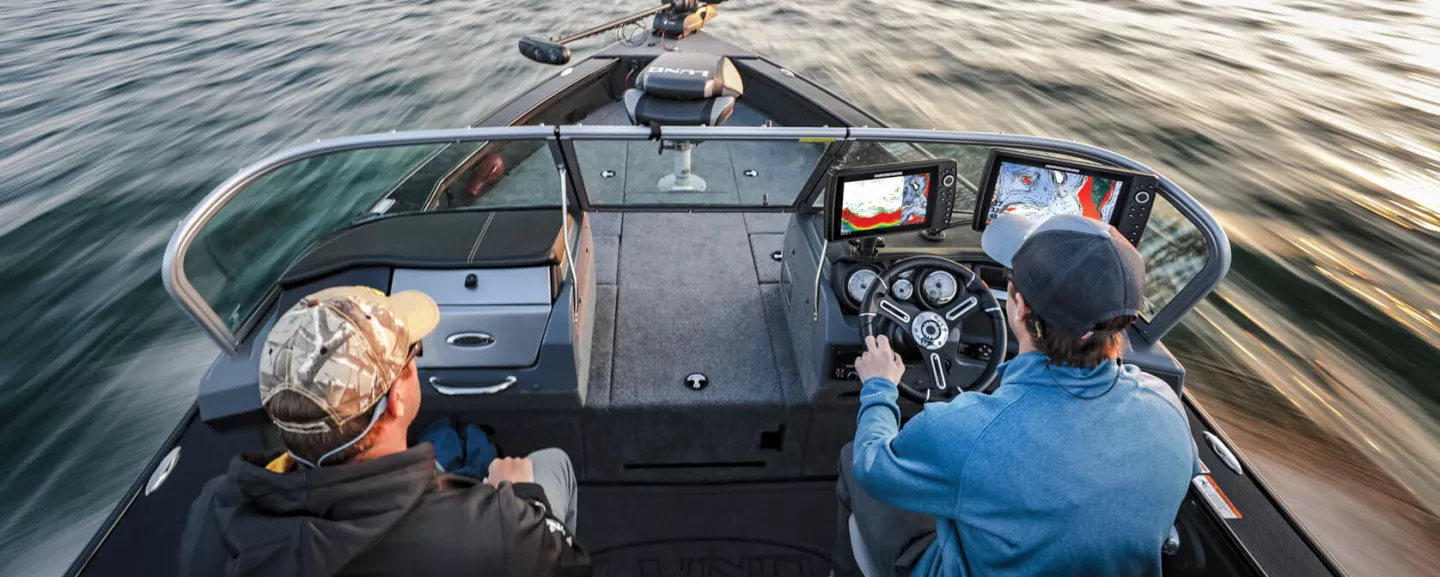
[986,161,1122,224]
[840,173,930,234]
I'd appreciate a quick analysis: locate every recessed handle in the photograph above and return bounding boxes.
[446,332,495,348]
[429,376,517,395]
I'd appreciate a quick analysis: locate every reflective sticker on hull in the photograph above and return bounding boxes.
[1193,474,1242,519]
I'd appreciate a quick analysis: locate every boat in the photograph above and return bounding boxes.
[63,2,1345,575]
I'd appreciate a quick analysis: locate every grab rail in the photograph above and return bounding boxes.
[162,125,1228,353]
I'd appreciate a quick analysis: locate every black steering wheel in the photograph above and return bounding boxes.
[860,256,1008,402]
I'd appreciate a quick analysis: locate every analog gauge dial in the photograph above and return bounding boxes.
[893,278,914,300]
[847,268,880,303]
[922,271,958,305]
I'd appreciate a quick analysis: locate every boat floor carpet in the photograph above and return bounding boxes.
[577,480,842,577]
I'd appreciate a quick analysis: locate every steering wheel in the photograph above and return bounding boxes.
[859,256,1008,402]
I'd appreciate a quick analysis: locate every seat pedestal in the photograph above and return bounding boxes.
[660,141,706,192]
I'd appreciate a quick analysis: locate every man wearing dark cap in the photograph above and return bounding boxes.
[837,214,1198,576]
[180,287,589,577]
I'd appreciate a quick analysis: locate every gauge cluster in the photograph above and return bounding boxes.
[835,261,991,312]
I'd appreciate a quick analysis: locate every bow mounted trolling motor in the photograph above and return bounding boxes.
[651,0,719,39]
[518,0,726,66]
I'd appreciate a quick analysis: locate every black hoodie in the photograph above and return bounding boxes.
[179,444,589,577]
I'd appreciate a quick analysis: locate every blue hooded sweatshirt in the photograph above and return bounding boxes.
[853,352,1197,577]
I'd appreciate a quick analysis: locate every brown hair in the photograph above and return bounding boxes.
[266,364,408,466]
[1023,311,1132,369]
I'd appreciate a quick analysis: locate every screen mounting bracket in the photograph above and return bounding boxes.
[852,236,884,258]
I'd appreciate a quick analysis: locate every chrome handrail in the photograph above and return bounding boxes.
[162,124,1229,353]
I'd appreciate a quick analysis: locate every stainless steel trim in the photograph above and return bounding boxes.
[945,296,978,321]
[661,126,849,141]
[144,447,181,496]
[557,125,849,141]
[1204,431,1245,475]
[812,238,827,322]
[445,332,496,348]
[929,352,947,391]
[557,125,649,140]
[879,299,912,324]
[429,375,517,395]
[558,165,579,294]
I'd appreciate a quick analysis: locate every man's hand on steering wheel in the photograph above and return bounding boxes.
[855,335,905,385]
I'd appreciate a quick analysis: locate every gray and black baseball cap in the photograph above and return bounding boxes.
[982,214,1145,336]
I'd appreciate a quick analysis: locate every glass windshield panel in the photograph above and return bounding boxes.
[433,140,561,210]
[574,139,827,206]
[1137,194,1209,319]
[185,139,560,332]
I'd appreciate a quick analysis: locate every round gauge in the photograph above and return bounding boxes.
[922,271,958,305]
[847,268,880,303]
[893,278,914,300]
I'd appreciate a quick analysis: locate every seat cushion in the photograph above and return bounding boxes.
[623,89,736,126]
[635,52,744,100]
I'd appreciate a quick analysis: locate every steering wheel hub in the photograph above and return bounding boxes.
[911,311,949,350]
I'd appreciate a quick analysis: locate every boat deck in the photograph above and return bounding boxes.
[587,211,801,410]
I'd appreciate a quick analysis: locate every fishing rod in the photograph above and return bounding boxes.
[518,0,726,65]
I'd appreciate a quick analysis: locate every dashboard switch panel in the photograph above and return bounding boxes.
[829,345,864,381]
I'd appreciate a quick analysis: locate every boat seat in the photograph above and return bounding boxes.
[623,52,745,126]
[848,514,884,577]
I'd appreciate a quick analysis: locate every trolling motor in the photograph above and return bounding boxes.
[518,0,725,65]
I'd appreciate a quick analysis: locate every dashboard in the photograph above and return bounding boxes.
[824,254,1017,387]
[831,257,1010,314]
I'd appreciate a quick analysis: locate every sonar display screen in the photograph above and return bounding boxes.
[838,172,931,236]
[983,159,1124,225]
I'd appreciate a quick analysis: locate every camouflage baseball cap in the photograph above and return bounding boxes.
[259,286,439,434]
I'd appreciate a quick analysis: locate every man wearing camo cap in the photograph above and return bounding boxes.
[180,287,589,577]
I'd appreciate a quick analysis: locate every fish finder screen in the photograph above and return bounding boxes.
[983,158,1124,225]
[837,172,931,236]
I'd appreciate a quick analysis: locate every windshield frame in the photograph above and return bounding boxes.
[164,125,1229,354]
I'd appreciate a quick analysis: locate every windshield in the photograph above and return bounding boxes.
[168,127,1226,351]
[571,139,828,206]
[184,138,561,334]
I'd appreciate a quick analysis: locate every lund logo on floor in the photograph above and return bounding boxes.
[649,67,712,77]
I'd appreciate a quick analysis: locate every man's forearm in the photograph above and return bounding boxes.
[853,377,902,466]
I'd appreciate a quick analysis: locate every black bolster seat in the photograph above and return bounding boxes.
[624,52,745,126]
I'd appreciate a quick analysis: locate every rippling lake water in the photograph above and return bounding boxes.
[1,0,1437,574]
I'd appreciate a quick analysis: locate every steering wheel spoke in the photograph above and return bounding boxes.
[927,351,950,393]
[943,295,979,322]
[876,296,919,326]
